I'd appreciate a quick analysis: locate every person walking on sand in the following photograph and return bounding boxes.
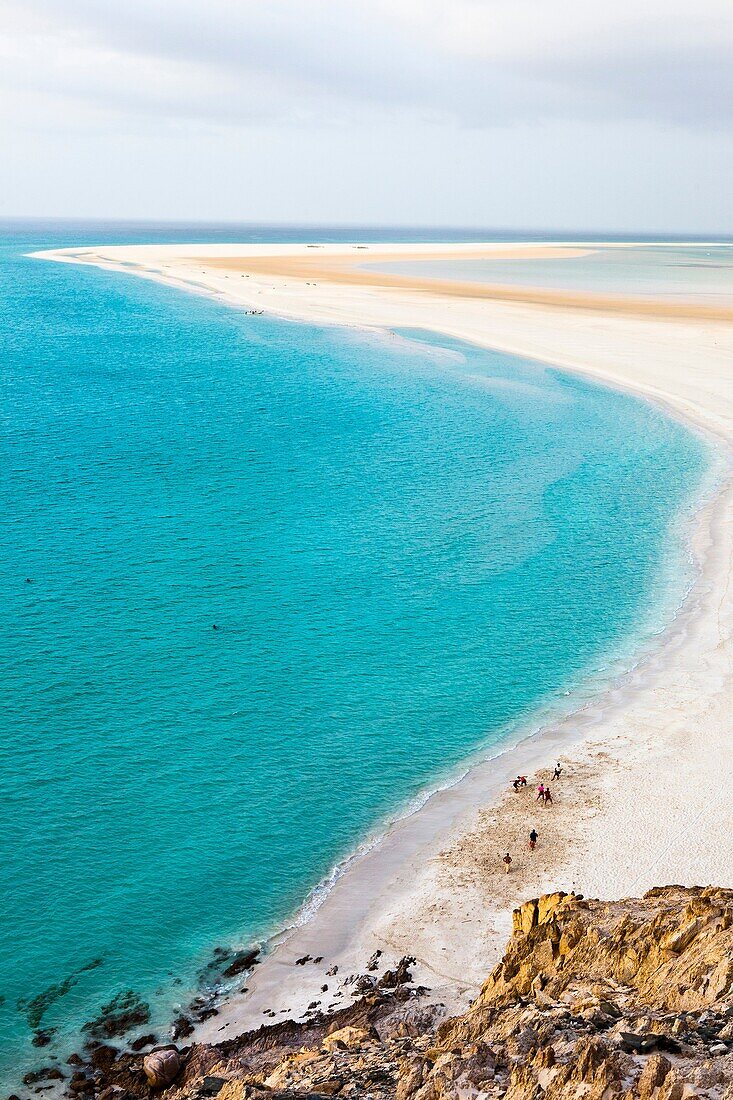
[553,762,562,781]
[529,828,538,850]
[543,787,553,805]
[502,852,512,874]
[536,783,545,802]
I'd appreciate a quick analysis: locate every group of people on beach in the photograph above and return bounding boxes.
[502,761,563,874]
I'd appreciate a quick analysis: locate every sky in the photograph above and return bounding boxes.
[1,0,732,231]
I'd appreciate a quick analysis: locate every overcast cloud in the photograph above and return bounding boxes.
[1,0,731,228]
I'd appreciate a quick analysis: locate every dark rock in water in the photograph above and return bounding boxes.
[22,1067,64,1086]
[31,1028,56,1048]
[86,1045,120,1073]
[197,945,239,988]
[67,1054,84,1067]
[143,1047,181,1088]
[83,991,150,1041]
[198,1076,226,1096]
[171,1014,194,1040]
[80,958,105,974]
[19,959,105,1032]
[187,994,219,1023]
[221,948,258,979]
[129,1034,157,1052]
[19,978,79,1031]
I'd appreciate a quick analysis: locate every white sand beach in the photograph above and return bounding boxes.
[34,241,733,1040]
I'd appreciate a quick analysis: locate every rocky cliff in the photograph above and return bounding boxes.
[36,886,733,1100]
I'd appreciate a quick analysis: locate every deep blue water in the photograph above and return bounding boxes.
[0,223,710,1084]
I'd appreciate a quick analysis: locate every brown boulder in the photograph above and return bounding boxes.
[143,1047,181,1088]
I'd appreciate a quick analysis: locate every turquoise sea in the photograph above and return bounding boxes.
[0,223,712,1085]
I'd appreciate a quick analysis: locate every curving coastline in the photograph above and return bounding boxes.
[32,241,733,1047]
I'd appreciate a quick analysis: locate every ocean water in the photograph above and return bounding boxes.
[0,223,711,1084]
[367,243,733,303]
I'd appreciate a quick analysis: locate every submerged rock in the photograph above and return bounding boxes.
[18,959,103,1031]
[82,990,150,1040]
[22,1066,64,1085]
[31,1027,56,1048]
[221,948,258,979]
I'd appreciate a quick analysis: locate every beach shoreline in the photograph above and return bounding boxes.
[189,457,732,1044]
[31,241,733,1047]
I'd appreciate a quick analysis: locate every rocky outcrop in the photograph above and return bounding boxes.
[417,885,733,1099]
[475,885,733,1015]
[43,888,733,1100]
[143,1048,181,1087]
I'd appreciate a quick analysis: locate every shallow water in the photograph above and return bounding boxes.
[368,243,733,303]
[0,223,710,1083]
